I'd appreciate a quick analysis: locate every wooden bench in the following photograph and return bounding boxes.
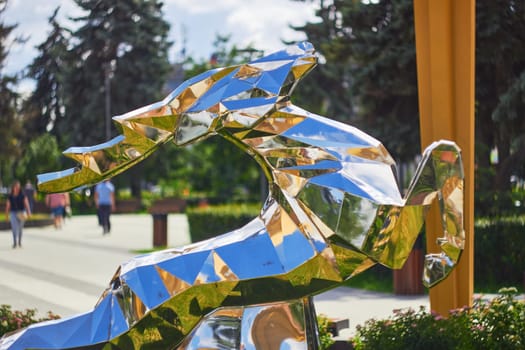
[149,198,187,214]
[327,318,350,337]
[115,199,142,213]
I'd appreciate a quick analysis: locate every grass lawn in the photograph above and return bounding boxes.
[343,265,394,293]
[0,213,51,221]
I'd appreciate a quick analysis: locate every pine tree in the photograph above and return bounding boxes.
[23,7,70,143]
[293,0,420,162]
[61,0,172,147]
[476,1,525,190]
[289,0,354,123]
[0,0,21,185]
[473,0,525,214]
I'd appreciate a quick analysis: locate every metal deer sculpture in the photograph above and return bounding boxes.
[0,42,464,350]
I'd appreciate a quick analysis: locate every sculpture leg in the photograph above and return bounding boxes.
[177,297,320,350]
[362,140,464,287]
[405,140,465,287]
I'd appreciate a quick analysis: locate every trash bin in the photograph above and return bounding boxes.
[394,235,424,295]
[152,213,167,247]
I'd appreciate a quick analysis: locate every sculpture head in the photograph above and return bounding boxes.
[37,42,319,193]
[116,41,319,146]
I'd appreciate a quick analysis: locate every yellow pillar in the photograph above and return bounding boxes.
[413,0,475,315]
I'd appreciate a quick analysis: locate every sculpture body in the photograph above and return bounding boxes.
[0,42,464,350]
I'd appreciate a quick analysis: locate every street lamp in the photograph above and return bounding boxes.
[104,59,116,140]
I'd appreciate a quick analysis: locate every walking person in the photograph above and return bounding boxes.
[5,180,31,248]
[45,192,69,229]
[23,180,36,213]
[95,180,115,234]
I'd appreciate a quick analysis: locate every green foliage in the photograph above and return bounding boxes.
[0,213,52,223]
[343,265,393,293]
[316,314,335,350]
[186,203,260,242]
[186,137,263,202]
[353,306,466,349]
[352,287,525,350]
[7,0,525,215]
[143,36,265,203]
[474,216,525,292]
[476,173,525,217]
[475,1,525,194]
[293,0,525,215]
[0,0,22,185]
[21,0,173,198]
[0,304,60,337]
[61,0,172,146]
[208,34,263,67]
[22,7,70,143]
[15,134,61,183]
[344,215,525,294]
[293,0,420,162]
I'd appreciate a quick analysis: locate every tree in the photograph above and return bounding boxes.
[15,134,62,184]
[60,0,172,147]
[475,0,525,214]
[294,0,525,215]
[287,1,354,123]
[52,0,173,197]
[209,34,263,67]
[292,0,420,163]
[23,7,71,144]
[143,35,264,203]
[0,0,22,186]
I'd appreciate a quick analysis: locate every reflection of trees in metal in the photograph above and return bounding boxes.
[0,43,465,350]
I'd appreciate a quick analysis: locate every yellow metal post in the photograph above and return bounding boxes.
[413,0,475,315]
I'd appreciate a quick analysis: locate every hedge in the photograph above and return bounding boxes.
[475,216,525,291]
[186,203,261,242]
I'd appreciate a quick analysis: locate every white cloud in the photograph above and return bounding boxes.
[164,0,240,14]
[222,0,318,53]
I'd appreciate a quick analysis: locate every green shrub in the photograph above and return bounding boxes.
[343,264,393,293]
[317,314,335,350]
[0,305,60,337]
[186,203,261,242]
[352,287,525,350]
[475,216,525,292]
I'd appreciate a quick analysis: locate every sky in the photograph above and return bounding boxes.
[3,0,320,84]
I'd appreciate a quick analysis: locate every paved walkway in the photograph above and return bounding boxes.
[0,214,431,340]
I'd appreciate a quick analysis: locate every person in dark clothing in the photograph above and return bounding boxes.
[5,180,31,248]
[23,180,36,213]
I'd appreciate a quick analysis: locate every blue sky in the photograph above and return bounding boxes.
[3,0,319,84]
